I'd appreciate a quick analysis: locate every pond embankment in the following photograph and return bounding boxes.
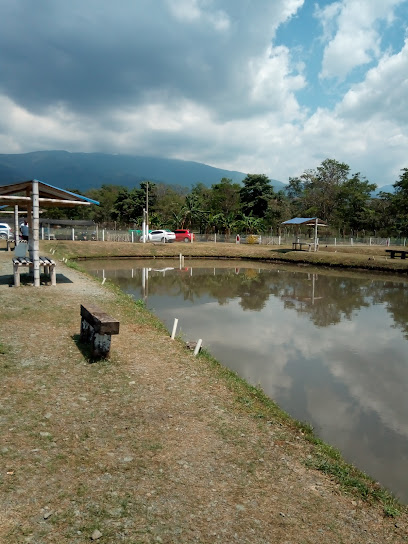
[0,241,407,543]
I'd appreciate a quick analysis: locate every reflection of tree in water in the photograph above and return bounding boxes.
[275,273,371,327]
[113,266,408,332]
[369,281,408,339]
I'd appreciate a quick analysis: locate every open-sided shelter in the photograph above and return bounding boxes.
[0,179,99,286]
[281,217,327,252]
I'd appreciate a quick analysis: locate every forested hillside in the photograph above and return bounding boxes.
[0,150,284,192]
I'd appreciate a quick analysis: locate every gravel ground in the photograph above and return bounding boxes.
[0,246,407,543]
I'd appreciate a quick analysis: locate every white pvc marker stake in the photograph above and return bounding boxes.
[193,339,202,356]
[102,277,106,285]
[171,318,178,339]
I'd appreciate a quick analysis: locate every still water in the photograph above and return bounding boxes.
[82,258,408,502]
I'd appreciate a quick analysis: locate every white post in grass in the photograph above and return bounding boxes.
[193,339,202,356]
[171,318,178,340]
[71,227,75,241]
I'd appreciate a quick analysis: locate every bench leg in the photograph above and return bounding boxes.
[92,332,112,358]
[50,265,56,285]
[13,263,20,287]
[80,318,112,358]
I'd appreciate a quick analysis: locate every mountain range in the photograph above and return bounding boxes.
[0,150,286,193]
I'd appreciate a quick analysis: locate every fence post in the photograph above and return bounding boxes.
[131,232,134,243]
[102,229,105,242]
[278,235,281,245]
[171,318,178,340]
[72,227,75,241]
[404,238,406,247]
[350,238,353,246]
[334,238,337,246]
[369,237,372,246]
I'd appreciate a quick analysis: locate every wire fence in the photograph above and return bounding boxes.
[40,226,408,247]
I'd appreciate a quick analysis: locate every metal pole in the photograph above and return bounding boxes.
[14,205,19,245]
[146,182,149,237]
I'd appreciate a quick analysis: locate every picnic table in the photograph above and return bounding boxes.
[292,241,318,251]
[385,249,408,259]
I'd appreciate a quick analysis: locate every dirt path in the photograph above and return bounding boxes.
[0,248,406,543]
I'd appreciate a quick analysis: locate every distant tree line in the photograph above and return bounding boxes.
[46,159,408,238]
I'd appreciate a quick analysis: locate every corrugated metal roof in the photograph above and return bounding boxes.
[0,179,99,207]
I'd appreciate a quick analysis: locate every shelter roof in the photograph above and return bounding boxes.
[0,179,99,208]
[281,217,327,226]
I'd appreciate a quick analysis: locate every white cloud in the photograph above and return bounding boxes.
[317,0,405,80]
[338,38,408,123]
[248,45,306,114]
[166,0,231,30]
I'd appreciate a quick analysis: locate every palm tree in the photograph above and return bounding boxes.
[181,194,208,231]
[237,213,264,234]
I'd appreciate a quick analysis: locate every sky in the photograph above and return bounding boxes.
[0,0,407,188]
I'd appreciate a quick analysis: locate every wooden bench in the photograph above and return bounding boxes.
[12,255,56,286]
[80,304,120,359]
[385,249,408,259]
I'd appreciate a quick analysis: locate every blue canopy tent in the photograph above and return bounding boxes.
[281,217,327,252]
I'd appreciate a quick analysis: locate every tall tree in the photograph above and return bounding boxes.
[209,177,241,216]
[301,159,350,223]
[335,174,376,234]
[391,168,408,235]
[240,174,275,218]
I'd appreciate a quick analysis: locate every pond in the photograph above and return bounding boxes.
[81,258,408,503]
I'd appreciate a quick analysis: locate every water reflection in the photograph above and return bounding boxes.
[82,259,408,502]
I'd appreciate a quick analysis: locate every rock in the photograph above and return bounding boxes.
[91,529,103,540]
[43,510,53,520]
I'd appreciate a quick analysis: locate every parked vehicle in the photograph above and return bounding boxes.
[0,222,12,240]
[140,229,176,243]
[174,229,195,242]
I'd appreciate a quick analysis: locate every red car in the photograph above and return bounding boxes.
[174,229,195,242]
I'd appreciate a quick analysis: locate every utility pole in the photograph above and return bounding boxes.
[146,181,149,234]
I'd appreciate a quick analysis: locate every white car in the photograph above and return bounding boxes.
[0,222,12,240]
[140,229,176,243]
